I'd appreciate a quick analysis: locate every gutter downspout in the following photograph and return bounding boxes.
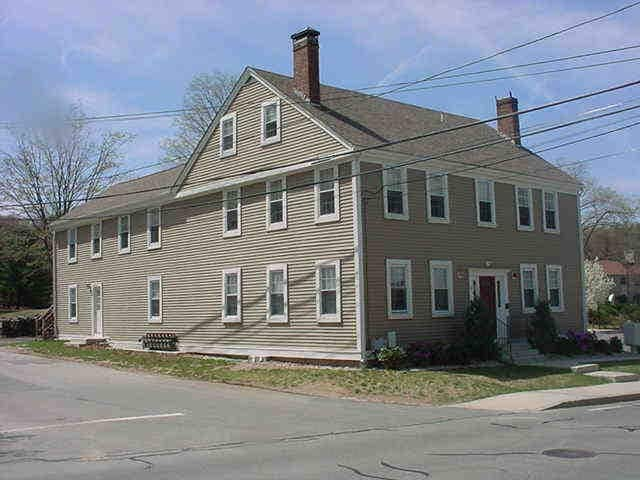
[577,192,588,332]
[52,229,57,337]
[352,157,367,361]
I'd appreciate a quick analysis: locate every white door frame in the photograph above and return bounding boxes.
[91,282,103,338]
[468,268,510,338]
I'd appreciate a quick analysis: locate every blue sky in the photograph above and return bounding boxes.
[2,0,640,193]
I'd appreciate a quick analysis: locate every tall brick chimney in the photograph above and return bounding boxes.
[291,27,320,104]
[496,94,521,145]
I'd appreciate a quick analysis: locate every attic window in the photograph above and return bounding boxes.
[261,99,281,145]
[220,112,237,156]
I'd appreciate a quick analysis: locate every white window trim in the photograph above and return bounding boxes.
[475,179,497,228]
[67,228,78,264]
[429,260,454,317]
[314,165,340,223]
[90,221,102,259]
[425,172,450,223]
[260,98,281,146]
[545,264,565,312]
[219,112,237,157]
[147,275,163,323]
[222,188,242,238]
[118,215,131,255]
[542,190,561,234]
[315,259,341,323]
[266,263,288,324]
[146,207,162,250]
[386,259,413,319]
[266,177,287,231]
[383,166,409,221]
[68,284,78,323]
[515,186,534,232]
[222,267,242,324]
[520,263,539,314]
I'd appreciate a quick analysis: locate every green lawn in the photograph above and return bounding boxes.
[11,340,606,405]
[600,360,640,375]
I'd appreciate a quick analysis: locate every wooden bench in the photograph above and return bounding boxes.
[140,333,178,351]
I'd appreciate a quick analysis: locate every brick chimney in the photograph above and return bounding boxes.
[291,27,320,104]
[496,94,521,145]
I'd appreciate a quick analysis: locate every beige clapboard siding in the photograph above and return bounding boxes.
[56,166,357,350]
[362,163,581,346]
[184,79,346,185]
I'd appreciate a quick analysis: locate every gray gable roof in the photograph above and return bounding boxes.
[252,68,577,186]
[56,164,183,223]
[55,67,577,227]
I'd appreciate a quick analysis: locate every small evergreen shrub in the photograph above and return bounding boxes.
[464,297,498,361]
[527,301,558,354]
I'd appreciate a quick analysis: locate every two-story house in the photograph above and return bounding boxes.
[52,28,584,362]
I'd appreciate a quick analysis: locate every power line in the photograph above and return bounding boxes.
[382,0,640,96]
[4,86,640,212]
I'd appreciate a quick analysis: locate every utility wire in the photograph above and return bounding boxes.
[4,86,639,212]
[3,42,640,126]
[382,0,640,96]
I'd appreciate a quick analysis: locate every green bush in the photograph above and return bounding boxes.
[464,297,498,361]
[375,346,407,370]
[610,336,624,354]
[527,301,558,354]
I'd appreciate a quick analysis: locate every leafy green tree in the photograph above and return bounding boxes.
[0,219,51,308]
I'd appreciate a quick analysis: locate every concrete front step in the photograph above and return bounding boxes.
[585,370,640,383]
[571,364,600,374]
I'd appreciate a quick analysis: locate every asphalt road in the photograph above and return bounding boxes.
[2,349,640,479]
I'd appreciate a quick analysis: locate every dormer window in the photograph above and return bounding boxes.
[220,112,236,157]
[261,99,281,145]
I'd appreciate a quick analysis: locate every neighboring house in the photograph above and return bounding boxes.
[51,28,583,362]
[598,259,640,303]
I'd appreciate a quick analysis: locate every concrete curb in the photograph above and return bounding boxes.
[546,392,640,410]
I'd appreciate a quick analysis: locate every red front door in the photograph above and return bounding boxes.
[479,276,496,319]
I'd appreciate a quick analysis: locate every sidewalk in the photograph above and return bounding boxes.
[459,381,640,412]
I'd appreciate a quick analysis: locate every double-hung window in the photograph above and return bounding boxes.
[383,167,409,220]
[147,275,162,323]
[147,207,161,249]
[546,265,564,312]
[426,172,449,222]
[316,260,341,322]
[68,284,78,323]
[515,186,533,231]
[118,215,131,254]
[429,260,454,317]
[475,179,496,227]
[223,189,241,237]
[266,178,287,230]
[315,166,339,222]
[543,190,560,233]
[67,228,77,264]
[261,99,281,145]
[267,264,288,323]
[520,264,539,313]
[219,112,237,157]
[386,259,413,319]
[222,268,241,323]
[90,222,102,259]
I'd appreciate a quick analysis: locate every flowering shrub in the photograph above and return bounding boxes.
[552,330,622,356]
[375,346,407,370]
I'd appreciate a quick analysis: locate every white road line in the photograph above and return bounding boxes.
[1,412,185,434]
[588,405,626,412]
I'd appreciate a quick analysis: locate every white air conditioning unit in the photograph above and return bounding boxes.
[623,322,640,348]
